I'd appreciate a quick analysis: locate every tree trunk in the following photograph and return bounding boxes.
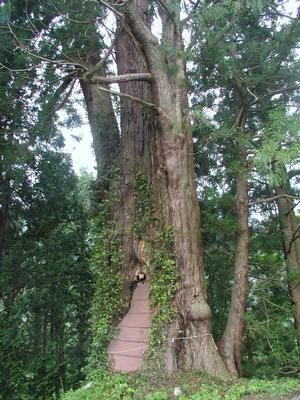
[125,0,228,376]
[219,145,249,377]
[80,22,154,324]
[80,73,120,179]
[80,21,153,281]
[275,185,300,347]
[0,190,9,259]
[0,155,11,260]
[115,23,152,281]
[78,25,120,179]
[80,0,229,377]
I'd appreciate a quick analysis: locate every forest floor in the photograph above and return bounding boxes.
[60,369,300,400]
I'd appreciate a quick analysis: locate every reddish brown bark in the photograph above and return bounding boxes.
[124,0,228,376]
[219,144,249,377]
[81,0,229,377]
[80,21,152,300]
[115,23,152,280]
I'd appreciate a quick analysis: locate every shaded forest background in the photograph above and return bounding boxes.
[0,0,300,399]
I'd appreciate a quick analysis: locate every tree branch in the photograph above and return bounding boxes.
[267,83,300,96]
[264,6,300,80]
[288,169,300,179]
[181,0,201,24]
[6,19,86,69]
[125,0,161,64]
[46,2,101,24]
[155,0,177,24]
[269,4,299,21]
[85,72,152,84]
[285,199,300,216]
[98,0,124,18]
[83,26,121,81]
[251,194,300,205]
[287,226,300,255]
[96,85,158,111]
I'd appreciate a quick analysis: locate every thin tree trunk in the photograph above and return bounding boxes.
[0,192,9,258]
[219,144,249,377]
[125,0,228,376]
[275,185,300,347]
[80,74,120,179]
[78,29,120,180]
[0,161,11,260]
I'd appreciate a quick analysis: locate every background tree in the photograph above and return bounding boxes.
[252,109,300,347]
[0,5,94,399]
[191,0,300,375]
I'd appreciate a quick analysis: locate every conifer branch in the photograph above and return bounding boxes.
[6,16,86,69]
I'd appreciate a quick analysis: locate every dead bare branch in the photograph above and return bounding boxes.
[251,194,300,205]
[96,85,158,111]
[83,26,121,81]
[267,83,300,96]
[98,0,124,18]
[269,4,299,21]
[85,72,152,84]
[287,225,300,255]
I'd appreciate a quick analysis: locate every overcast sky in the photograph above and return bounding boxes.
[63,116,95,176]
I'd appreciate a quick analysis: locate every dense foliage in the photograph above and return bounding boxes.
[0,4,93,399]
[0,152,93,399]
[86,193,125,379]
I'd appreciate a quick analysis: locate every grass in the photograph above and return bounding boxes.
[60,370,300,400]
